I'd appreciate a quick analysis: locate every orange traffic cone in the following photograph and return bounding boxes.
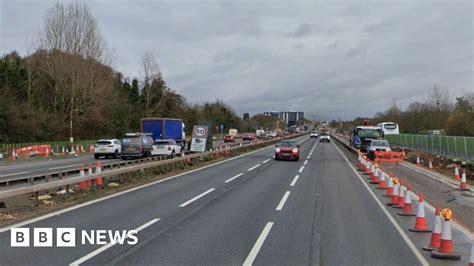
[460,171,469,191]
[402,149,406,159]
[87,163,93,187]
[423,207,442,250]
[370,166,380,184]
[454,165,461,181]
[95,162,103,188]
[429,159,433,170]
[416,154,421,166]
[79,165,88,190]
[364,160,371,175]
[431,209,461,260]
[62,146,65,157]
[11,149,17,161]
[398,186,416,216]
[394,184,405,209]
[387,181,399,206]
[384,176,394,197]
[409,193,431,233]
[377,170,387,189]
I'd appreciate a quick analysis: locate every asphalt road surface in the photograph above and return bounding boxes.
[1,137,468,265]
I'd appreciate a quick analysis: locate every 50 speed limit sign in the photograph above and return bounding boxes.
[194,127,206,137]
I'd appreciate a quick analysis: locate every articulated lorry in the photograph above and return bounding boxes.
[141,118,186,148]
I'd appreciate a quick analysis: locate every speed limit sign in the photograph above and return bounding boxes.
[191,125,209,152]
[194,127,207,137]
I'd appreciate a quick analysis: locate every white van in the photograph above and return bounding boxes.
[377,122,399,135]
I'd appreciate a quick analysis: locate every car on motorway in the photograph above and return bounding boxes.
[151,139,182,158]
[367,139,391,159]
[319,133,331,143]
[94,139,121,159]
[274,140,300,161]
[224,135,235,142]
[121,133,154,159]
[242,133,256,141]
[310,131,318,138]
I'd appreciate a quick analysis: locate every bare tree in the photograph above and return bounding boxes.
[38,2,107,61]
[140,52,166,116]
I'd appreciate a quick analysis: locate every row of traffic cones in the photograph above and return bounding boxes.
[358,153,467,261]
[78,162,103,190]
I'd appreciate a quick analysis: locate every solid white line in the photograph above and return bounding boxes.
[298,166,304,173]
[303,160,308,165]
[243,222,274,266]
[0,171,29,177]
[69,218,160,266]
[332,142,429,266]
[49,165,80,170]
[248,164,261,171]
[276,191,291,211]
[307,156,310,159]
[262,158,271,164]
[225,173,244,183]
[290,175,300,187]
[179,188,215,207]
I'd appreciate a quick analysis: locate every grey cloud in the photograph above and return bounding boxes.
[287,23,312,38]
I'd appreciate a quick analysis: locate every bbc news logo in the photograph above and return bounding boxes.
[11,228,138,247]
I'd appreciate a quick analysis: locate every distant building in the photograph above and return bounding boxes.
[263,111,304,126]
[243,113,250,120]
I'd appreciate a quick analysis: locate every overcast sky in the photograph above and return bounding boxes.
[1,0,473,120]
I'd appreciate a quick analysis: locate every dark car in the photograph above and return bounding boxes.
[224,135,235,142]
[242,133,255,141]
[275,140,300,161]
[121,133,154,159]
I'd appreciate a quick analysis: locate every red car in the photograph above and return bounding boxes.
[224,135,235,142]
[274,140,300,161]
[242,133,255,141]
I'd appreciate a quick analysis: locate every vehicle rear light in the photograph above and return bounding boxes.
[108,144,114,147]
[292,148,298,153]
[275,148,281,153]
[168,146,171,151]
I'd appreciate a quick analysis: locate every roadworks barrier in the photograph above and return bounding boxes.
[374,151,404,164]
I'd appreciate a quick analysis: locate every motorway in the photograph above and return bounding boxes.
[0,136,472,265]
[0,138,245,183]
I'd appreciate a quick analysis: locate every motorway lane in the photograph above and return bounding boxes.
[0,136,308,265]
[0,139,249,183]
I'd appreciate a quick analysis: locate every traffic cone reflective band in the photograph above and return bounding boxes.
[431,208,461,260]
[377,170,387,189]
[429,159,433,170]
[454,165,461,181]
[384,176,394,197]
[409,193,431,233]
[423,208,442,250]
[460,171,469,191]
[387,181,399,206]
[394,184,405,209]
[79,165,87,190]
[398,187,416,216]
[468,242,474,266]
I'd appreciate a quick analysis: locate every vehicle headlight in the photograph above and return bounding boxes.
[275,148,281,152]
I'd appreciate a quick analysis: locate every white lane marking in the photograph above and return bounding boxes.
[307,156,310,159]
[262,158,271,164]
[290,175,300,187]
[303,160,308,165]
[332,142,429,266]
[248,164,261,171]
[298,166,305,173]
[69,218,160,266]
[276,191,291,211]
[243,222,274,266]
[225,173,244,183]
[0,171,29,178]
[0,141,282,233]
[179,188,215,207]
[49,165,80,170]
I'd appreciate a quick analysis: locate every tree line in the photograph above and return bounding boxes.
[331,87,474,136]
[0,2,259,143]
